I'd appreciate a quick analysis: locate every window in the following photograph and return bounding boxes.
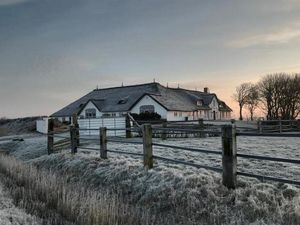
[179,112,182,117]
[85,108,96,118]
[197,100,202,106]
[118,98,128,104]
[174,112,178,117]
[140,105,155,113]
[119,112,127,116]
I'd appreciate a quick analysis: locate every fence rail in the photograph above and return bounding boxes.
[237,153,300,164]
[152,143,222,155]
[236,132,300,137]
[47,116,300,189]
[237,171,300,186]
[258,119,300,133]
[153,155,223,173]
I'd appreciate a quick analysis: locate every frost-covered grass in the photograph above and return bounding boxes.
[1,135,300,224]
[30,151,300,225]
[0,135,47,161]
[79,135,300,181]
[0,180,41,225]
[0,155,151,225]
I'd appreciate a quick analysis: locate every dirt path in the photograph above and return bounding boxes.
[0,181,41,225]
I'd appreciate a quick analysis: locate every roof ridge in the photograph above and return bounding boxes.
[93,82,160,91]
[167,87,207,94]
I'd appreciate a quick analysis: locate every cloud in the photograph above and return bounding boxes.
[0,0,29,6]
[228,26,300,48]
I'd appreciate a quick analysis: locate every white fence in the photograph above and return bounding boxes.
[78,117,126,136]
[36,117,49,134]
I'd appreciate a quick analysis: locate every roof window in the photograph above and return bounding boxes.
[118,97,128,104]
[196,100,203,106]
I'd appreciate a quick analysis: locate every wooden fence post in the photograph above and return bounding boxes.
[221,124,237,189]
[47,118,54,155]
[161,121,167,140]
[70,125,77,154]
[279,119,282,133]
[258,120,262,134]
[198,119,204,138]
[198,118,204,126]
[72,113,80,146]
[143,124,153,169]
[125,116,132,138]
[100,127,107,159]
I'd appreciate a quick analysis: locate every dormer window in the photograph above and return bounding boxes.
[197,100,203,106]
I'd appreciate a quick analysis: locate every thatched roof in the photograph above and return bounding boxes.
[51,82,232,117]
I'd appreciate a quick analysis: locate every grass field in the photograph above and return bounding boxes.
[0,135,299,224]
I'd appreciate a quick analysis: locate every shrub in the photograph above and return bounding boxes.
[131,112,161,121]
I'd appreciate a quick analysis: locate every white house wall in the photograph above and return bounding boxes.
[36,117,48,134]
[167,111,193,121]
[130,95,168,119]
[79,101,102,118]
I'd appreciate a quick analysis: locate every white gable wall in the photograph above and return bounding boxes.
[208,96,219,120]
[208,96,232,120]
[79,101,102,118]
[130,95,168,119]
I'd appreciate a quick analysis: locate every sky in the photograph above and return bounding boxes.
[1,0,300,118]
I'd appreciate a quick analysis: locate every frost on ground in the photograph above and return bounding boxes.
[79,135,300,181]
[0,180,41,225]
[0,135,47,161]
[31,152,300,225]
[1,135,300,224]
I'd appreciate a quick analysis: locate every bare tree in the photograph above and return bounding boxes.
[258,73,300,120]
[233,83,252,120]
[245,84,260,121]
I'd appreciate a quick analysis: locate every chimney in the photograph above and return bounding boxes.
[204,87,209,93]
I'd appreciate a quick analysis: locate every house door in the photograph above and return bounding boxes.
[213,111,216,120]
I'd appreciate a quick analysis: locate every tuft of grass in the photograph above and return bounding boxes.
[0,155,152,225]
